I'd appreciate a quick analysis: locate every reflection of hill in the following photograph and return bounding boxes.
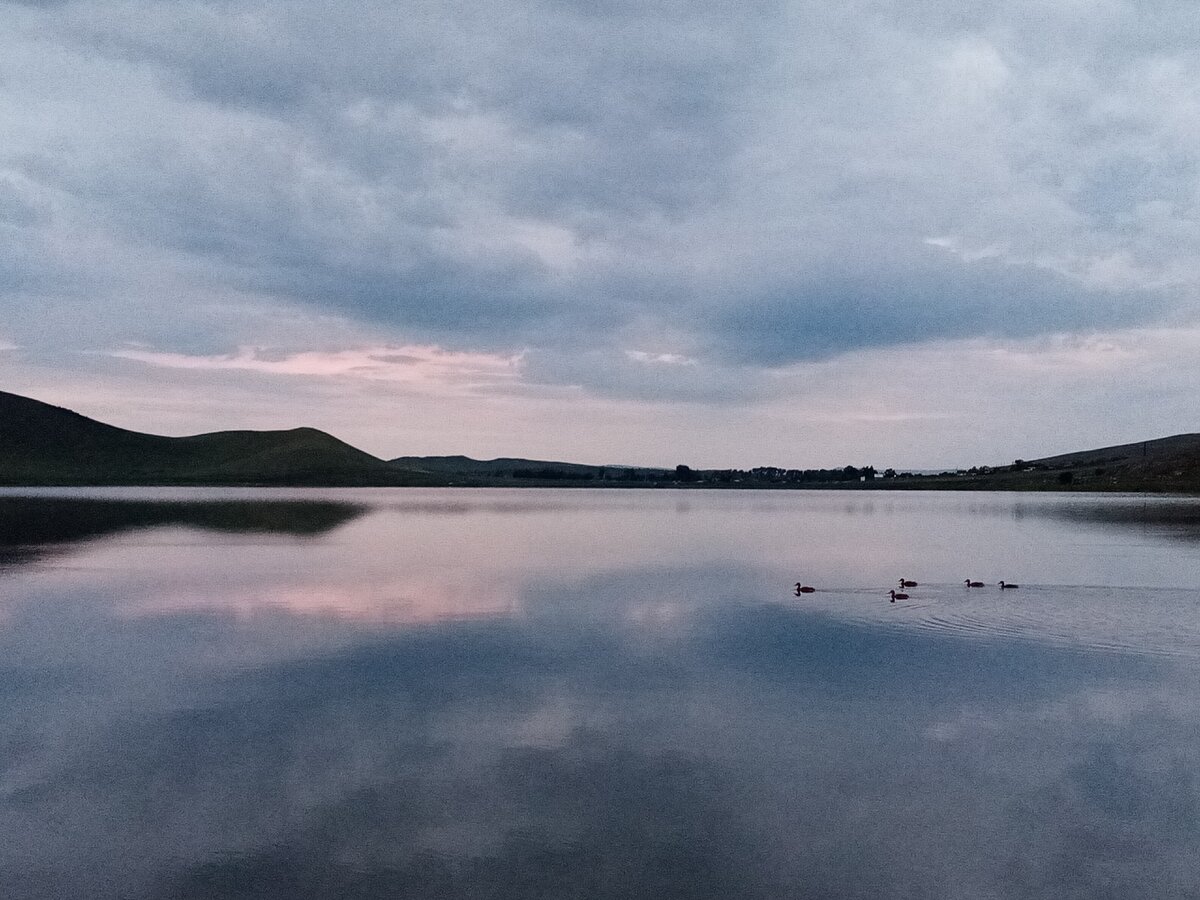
[1036,500,1200,542]
[0,497,366,566]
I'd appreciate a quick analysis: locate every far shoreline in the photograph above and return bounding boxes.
[2,479,1199,495]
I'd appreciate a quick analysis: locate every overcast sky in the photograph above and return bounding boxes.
[3,0,1200,467]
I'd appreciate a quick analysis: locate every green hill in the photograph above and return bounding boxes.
[0,391,438,486]
[1030,433,1200,471]
[1021,433,1200,491]
[388,455,678,484]
[881,433,1200,493]
[6,389,1198,492]
[392,455,614,480]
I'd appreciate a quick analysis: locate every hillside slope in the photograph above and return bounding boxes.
[391,455,608,478]
[1023,433,1200,491]
[882,432,1200,493]
[1030,433,1200,471]
[0,391,436,486]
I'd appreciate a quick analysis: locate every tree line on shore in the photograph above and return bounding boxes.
[512,464,881,484]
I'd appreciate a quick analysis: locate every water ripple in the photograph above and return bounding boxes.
[790,583,1200,660]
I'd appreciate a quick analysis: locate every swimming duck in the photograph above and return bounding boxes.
[794,583,816,594]
[998,581,1019,589]
[964,579,984,587]
[889,589,908,602]
[899,578,918,587]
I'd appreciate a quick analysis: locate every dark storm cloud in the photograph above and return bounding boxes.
[3,0,1200,398]
[706,253,1169,366]
[66,0,764,218]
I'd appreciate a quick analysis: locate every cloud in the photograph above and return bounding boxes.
[109,343,524,391]
[4,0,1200,380]
[6,0,1200,464]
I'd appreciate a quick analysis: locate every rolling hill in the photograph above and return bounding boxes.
[1029,433,1200,472]
[881,433,1200,492]
[4,389,1199,491]
[1021,433,1200,490]
[388,455,667,482]
[0,391,438,486]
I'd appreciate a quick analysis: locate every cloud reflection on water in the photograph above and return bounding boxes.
[0,490,1199,898]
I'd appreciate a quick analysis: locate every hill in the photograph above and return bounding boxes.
[880,433,1200,493]
[0,391,438,486]
[1030,433,1200,471]
[1020,432,1200,491]
[388,455,666,483]
[4,389,1198,492]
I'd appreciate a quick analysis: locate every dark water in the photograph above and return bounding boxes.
[2,488,1199,899]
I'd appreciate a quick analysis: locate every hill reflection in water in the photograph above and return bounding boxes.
[0,495,366,569]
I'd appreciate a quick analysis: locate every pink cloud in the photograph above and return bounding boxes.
[108,344,524,391]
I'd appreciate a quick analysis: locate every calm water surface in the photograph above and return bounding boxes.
[2,488,1199,898]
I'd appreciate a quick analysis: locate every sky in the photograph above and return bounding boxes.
[3,0,1200,468]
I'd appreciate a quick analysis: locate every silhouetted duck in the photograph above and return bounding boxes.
[899,578,918,587]
[964,579,984,587]
[998,581,1019,589]
[794,583,816,594]
[889,589,908,602]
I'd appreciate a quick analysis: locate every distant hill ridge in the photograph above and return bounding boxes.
[0,390,650,487]
[1029,433,1200,469]
[388,455,641,478]
[2,389,1198,489]
[0,390,432,486]
[993,431,1200,491]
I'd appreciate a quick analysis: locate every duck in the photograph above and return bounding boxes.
[794,583,816,594]
[899,578,918,587]
[889,589,908,602]
[964,579,984,587]
[998,581,1019,589]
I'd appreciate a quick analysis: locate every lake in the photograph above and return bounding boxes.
[1,487,1199,899]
